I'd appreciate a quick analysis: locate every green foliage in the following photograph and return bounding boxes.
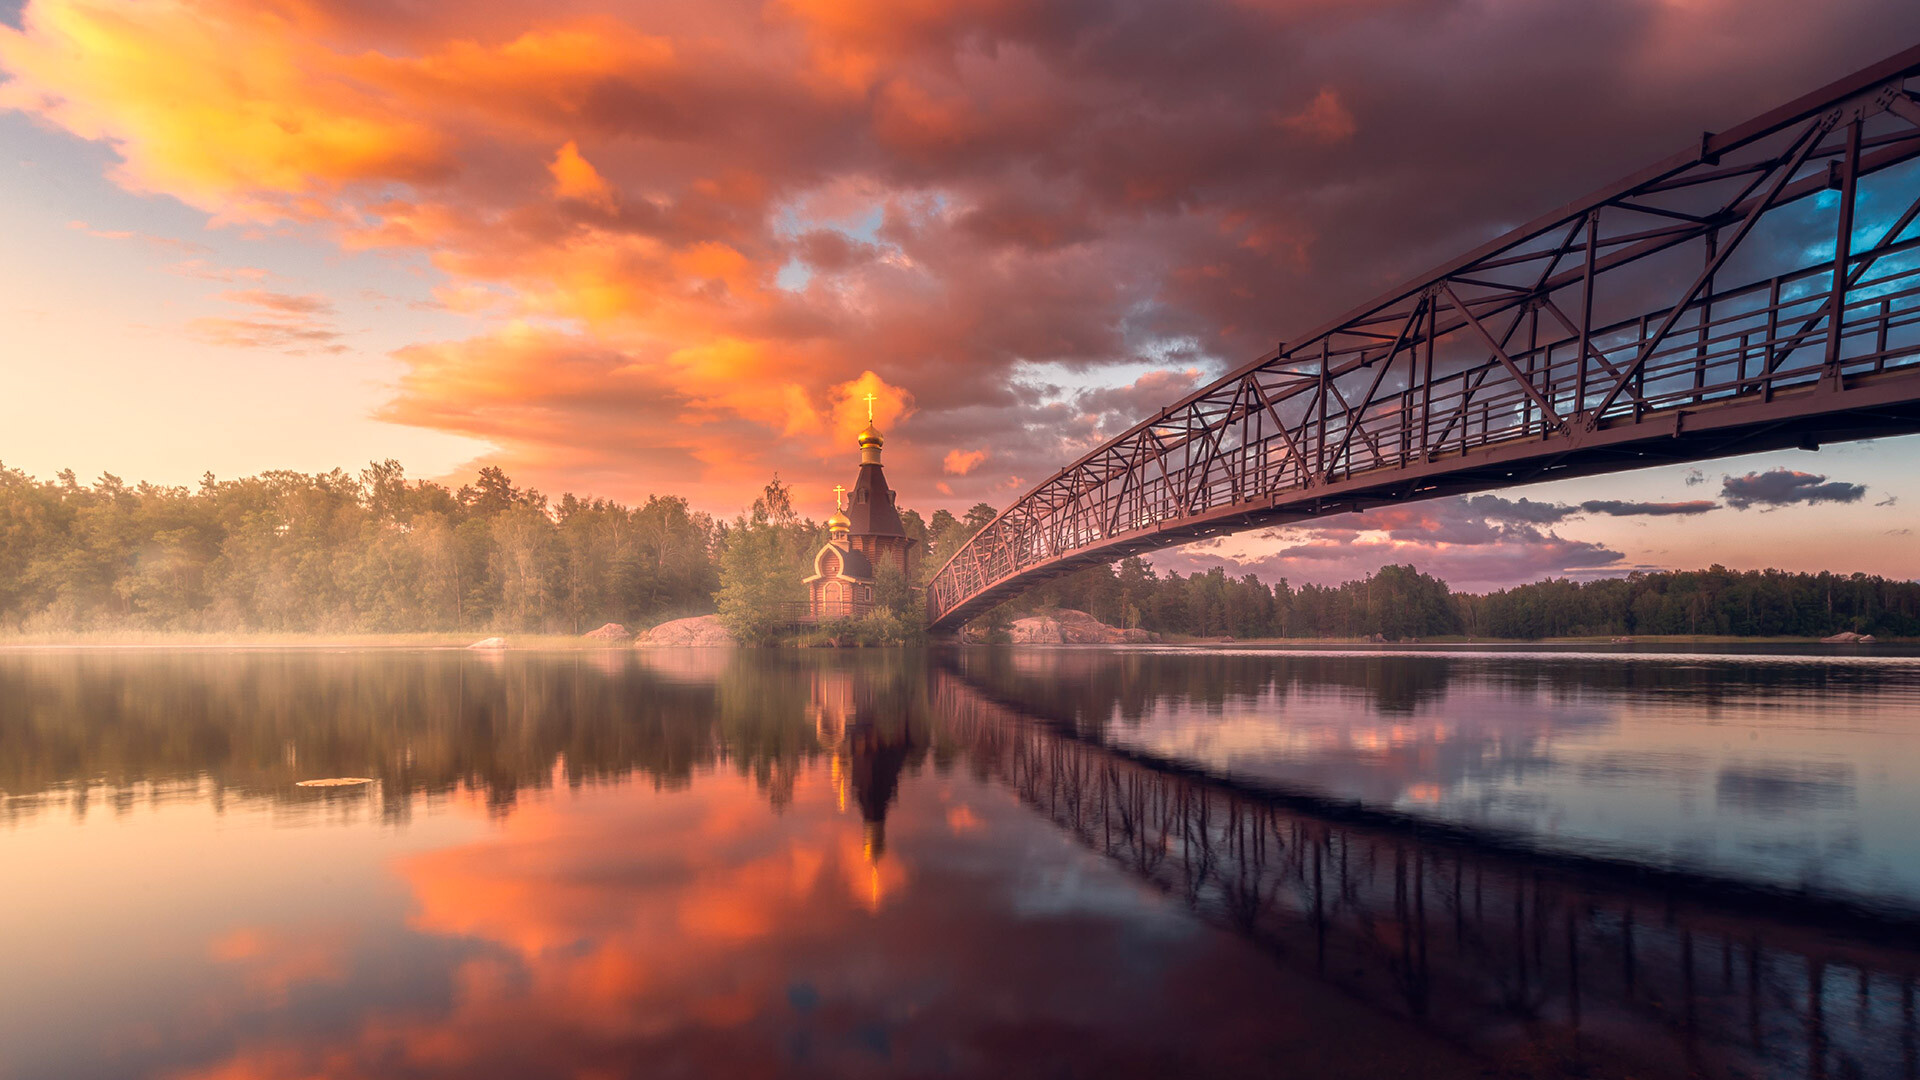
[0,459,718,634]
[715,477,822,644]
[994,556,1920,641]
[1466,565,1920,639]
[998,560,1460,640]
[805,607,919,647]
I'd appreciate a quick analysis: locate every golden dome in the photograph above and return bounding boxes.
[827,509,851,533]
[857,422,884,448]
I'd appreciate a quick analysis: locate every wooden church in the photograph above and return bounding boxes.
[804,408,916,619]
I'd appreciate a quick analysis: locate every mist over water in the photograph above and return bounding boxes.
[5,646,1920,1079]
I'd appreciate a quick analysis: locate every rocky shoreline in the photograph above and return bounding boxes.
[625,608,1157,647]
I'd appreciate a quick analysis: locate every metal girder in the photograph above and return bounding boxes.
[926,46,1920,633]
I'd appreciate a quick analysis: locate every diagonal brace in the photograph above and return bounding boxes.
[1440,283,1563,428]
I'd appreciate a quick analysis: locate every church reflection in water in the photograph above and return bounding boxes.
[10,646,1920,1079]
[772,650,1920,1080]
[806,665,926,868]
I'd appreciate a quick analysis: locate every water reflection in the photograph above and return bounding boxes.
[950,648,1920,905]
[938,660,1920,1080]
[3,648,1920,1079]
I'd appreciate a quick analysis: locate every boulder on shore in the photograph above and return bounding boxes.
[467,637,508,650]
[584,622,631,641]
[636,615,738,647]
[1009,609,1157,645]
[1822,631,1878,644]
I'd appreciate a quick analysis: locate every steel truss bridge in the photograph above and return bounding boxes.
[927,47,1920,632]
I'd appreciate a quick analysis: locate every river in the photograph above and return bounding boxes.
[3,645,1918,1079]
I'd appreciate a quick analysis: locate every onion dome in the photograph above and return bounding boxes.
[857,422,885,466]
[827,509,851,534]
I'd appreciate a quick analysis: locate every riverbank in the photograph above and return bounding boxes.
[0,631,630,649]
[1153,632,1920,646]
[1,629,1913,649]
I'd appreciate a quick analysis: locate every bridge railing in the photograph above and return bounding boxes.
[927,46,1920,630]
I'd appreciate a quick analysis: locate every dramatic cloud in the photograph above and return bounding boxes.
[1464,495,1578,525]
[1721,469,1868,510]
[1160,494,1636,592]
[1578,499,1719,517]
[4,0,1915,513]
[1462,494,1719,522]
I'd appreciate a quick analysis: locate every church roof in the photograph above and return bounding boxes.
[807,539,873,583]
[837,544,874,579]
[847,463,905,536]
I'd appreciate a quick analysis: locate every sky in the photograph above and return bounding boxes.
[2,0,1919,591]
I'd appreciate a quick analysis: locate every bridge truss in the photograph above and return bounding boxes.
[928,46,1920,632]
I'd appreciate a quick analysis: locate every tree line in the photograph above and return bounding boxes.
[2,460,1915,639]
[1006,559,1920,640]
[0,461,717,633]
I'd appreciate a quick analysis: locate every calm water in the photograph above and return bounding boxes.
[4,646,1920,1080]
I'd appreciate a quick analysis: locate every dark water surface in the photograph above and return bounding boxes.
[4,646,1920,1080]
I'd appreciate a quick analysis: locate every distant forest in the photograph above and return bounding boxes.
[1,461,1916,640]
[1018,560,1920,640]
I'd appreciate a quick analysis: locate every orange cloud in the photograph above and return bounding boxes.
[943,448,986,475]
[0,0,449,220]
[547,140,616,208]
[5,0,1897,520]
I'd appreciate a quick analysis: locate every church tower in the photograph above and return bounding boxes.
[843,410,916,580]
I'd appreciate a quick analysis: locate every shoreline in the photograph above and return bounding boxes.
[0,631,1913,649]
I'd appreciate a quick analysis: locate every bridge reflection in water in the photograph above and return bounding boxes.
[9,648,1920,1078]
[928,660,1920,1080]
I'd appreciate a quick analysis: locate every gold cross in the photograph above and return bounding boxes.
[833,484,847,510]
[863,392,877,421]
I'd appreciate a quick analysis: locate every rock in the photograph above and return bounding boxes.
[635,615,738,647]
[584,622,631,641]
[467,637,508,650]
[1121,627,1159,644]
[1822,631,1876,644]
[1008,609,1140,645]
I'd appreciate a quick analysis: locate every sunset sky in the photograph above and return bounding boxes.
[4,0,1919,590]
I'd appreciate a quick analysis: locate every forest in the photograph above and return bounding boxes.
[1011,559,1920,640]
[0,460,719,634]
[2,460,1916,640]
